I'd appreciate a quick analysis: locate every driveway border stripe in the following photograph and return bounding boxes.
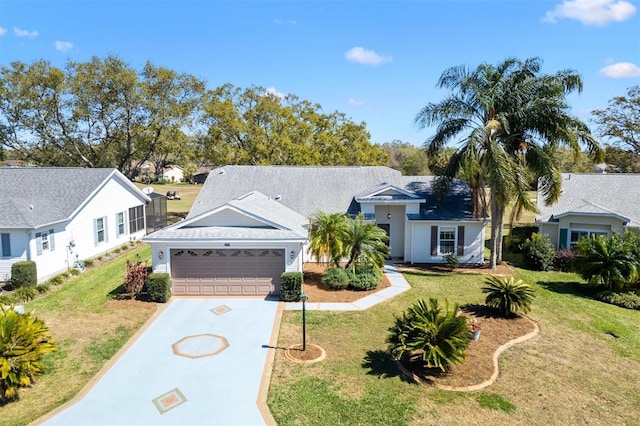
[258,301,283,426]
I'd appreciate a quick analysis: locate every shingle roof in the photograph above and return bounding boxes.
[0,167,138,228]
[537,173,640,227]
[187,166,475,220]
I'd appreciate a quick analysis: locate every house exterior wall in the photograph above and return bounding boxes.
[192,209,271,228]
[408,221,485,265]
[540,214,624,249]
[374,205,406,258]
[0,230,29,281]
[162,167,184,182]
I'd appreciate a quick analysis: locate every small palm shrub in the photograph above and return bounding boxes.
[12,287,38,303]
[521,233,554,271]
[0,306,56,401]
[321,268,350,290]
[387,298,469,372]
[573,234,638,291]
[47,274,66,286]
[482,276,535,318]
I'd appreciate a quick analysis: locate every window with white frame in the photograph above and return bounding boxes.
[95,217,106,243]
[569,230,609,248]
[439,226,456,255]
[128,205,144,234]
[116,212,126,236]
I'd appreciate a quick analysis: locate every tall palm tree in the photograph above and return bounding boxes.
[416,57,599,269]
[343,214,390,270]
[308,211,349,267]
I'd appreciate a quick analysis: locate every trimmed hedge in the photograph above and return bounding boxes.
[147,273,171,303]
[322,268,350,290]
[10,261,37,288]
[506,225,538,254]
[280,272,303,302]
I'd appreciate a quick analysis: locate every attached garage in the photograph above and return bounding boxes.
[170,248,286,296]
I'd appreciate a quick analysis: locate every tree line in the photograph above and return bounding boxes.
[0,56,388,179]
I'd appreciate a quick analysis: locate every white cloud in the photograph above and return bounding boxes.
[348,98,365,107]
[14,27,38,38]
[274,19,297,25]
[345,46,392,66]
[54,41,73,52]
[0,27,7,36]
[543,0,636,25]
[599,62,640,77]
[264,87,286,100]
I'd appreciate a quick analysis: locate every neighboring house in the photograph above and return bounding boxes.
[191,166,211,184]
[144,166,487,297]
[0,168,151,283]
[160,165,184,183]
[536,173,640,250]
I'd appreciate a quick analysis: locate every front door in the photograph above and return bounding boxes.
[377,224,391,257]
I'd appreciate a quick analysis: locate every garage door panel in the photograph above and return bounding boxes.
[170,249,284,296]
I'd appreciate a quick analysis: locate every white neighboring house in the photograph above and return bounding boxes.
[144,166,487,297]
[0,168,151,283]
[536,173,640,249]
[160,165,184,183]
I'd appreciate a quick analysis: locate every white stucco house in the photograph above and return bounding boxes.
[160,165,184,183]
[144,166,487,297]
[0,168,150,283]
[536,173,640,249]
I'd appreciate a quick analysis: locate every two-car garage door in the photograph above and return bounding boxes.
[170,249,285,296]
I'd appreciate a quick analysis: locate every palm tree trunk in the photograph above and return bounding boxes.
[489,191,505,269]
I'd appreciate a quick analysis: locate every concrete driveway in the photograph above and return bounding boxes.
[41,298,280,426]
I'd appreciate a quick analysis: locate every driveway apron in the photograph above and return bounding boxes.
[42,298,279,426]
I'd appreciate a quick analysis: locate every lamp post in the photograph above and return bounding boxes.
[300,292,308,351]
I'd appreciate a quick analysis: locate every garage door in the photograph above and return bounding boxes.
[170,249,285,296]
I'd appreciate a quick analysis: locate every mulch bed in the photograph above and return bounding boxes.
[302,263,391,303]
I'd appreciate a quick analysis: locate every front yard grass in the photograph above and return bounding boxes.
[269,267,640,425]
[0,245,157,426]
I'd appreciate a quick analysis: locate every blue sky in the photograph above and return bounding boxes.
[1,0,639,146]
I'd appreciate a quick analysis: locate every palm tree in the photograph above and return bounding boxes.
[343,214,390,270]
[416,57,599,269]
[308,211,349,267]
[387,298,469,372]
[482,276,535,318]
[572,234,638,291]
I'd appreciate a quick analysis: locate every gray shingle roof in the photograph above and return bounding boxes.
[537,173,640,227]
[187,166,475,220]
[0,167,133,228]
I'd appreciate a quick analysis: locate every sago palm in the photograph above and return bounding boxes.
[572,234,638,291]
[482,276,535,318]
[387,298,469,372]
[0,306,56,401]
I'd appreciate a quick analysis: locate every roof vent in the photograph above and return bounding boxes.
[275,195,282,201]
[219,169,225,175]
[29,205,34,210]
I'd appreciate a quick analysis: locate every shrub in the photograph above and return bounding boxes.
[387,298,469,372]
[521,233,554,271]
[69,268,81,276]
[12,287,38,302]
[444,254,459,270]
[123,259,149,299]
[10,261,37,288]
[573,234,638,291]
[280,272,303,302]
[482,276,535,318]
[0,306,56,401]
[506,225,538,254]
[553,249,575,272]
[36,283,50,294]
[596,291,640,310]
[349,269,380,291]
[147,273,171,303]
[0,295,12,306]
[83,259,95,268]
[321,268,350,290]
[48,274,66,286]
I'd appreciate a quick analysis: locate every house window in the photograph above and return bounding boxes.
[35,229,55,255]
[116,212,126,236]
[1,233,10,257]
[128,205,144,234]
[439,226,456,255]
[569,230,608,248]
[41,233,49,251]
[95,217,106,244]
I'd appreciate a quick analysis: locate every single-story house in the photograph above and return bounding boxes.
[536,173,640,249]
[0,168,150,283]
[144,166,487,297]
[160,165,184,183]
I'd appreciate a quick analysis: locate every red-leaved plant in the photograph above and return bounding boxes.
[123,259,148,299]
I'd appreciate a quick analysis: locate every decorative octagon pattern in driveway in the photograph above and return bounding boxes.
[41,298,279,426]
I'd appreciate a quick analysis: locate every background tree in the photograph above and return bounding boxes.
[592,86,640,157]
[380,140,431,175]
[198,84,388,166]
[415,57,599,269]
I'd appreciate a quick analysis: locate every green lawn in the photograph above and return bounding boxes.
[268,267,640,425]
[0,244,157,426]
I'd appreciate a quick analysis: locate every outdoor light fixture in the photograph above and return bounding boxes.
[158,250,164,260]
[387,212,391,220]
[290,250,295,259]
